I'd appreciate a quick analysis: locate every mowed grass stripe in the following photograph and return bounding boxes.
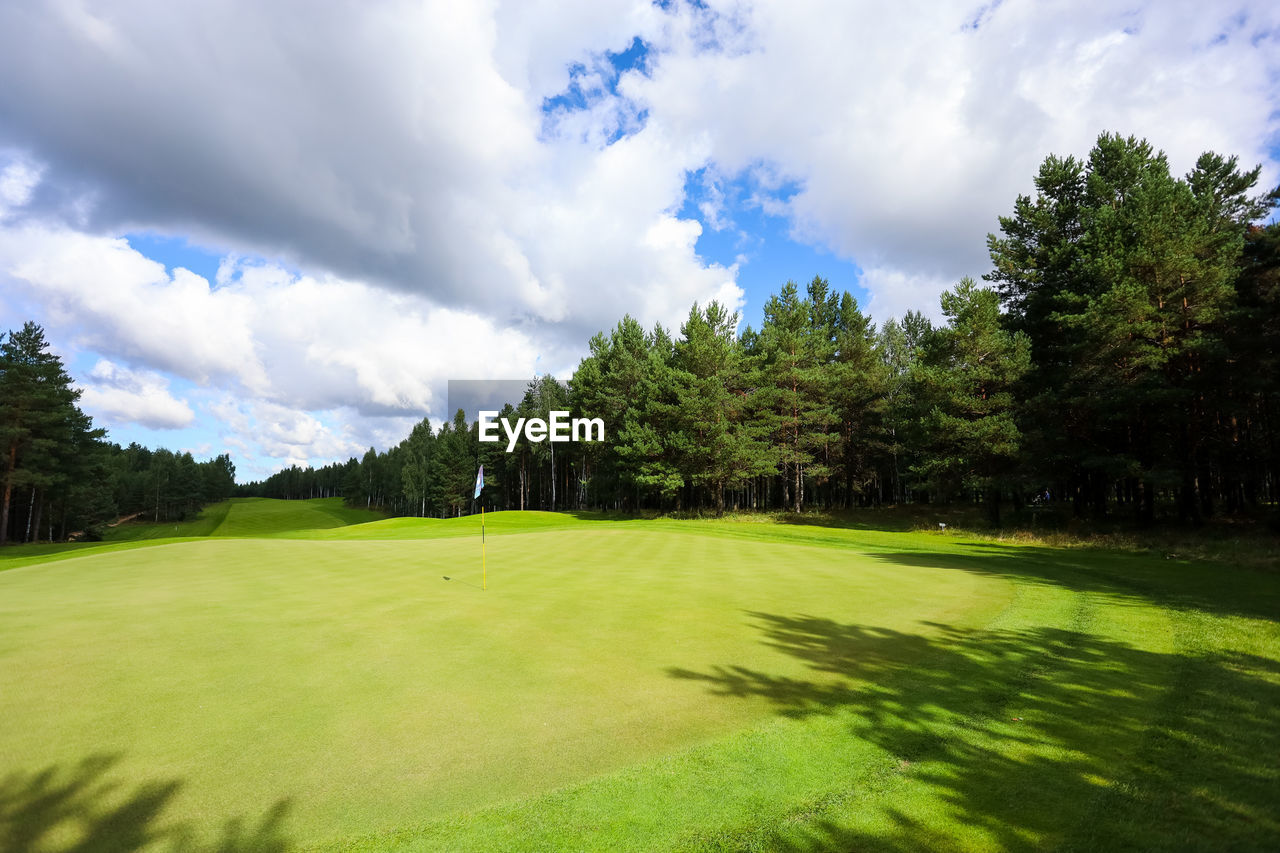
[361,576,1083,852]
[4,501,1276,851]
[0,526,1009,849]
[211,498,384,538]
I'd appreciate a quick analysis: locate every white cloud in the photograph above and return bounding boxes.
[0,223,552,421]
[621,0,1280,317]
[2,1,1274,332]
[0,0,737,341]
[0,225,269,389]
[0,154,41,219]
[1,0,1277,478]
[79,359,195,429]
[859,266,955,324]
[207,397,364,469]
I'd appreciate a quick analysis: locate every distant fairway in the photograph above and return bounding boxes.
[1,501,1277,851]
[98,497,386,541]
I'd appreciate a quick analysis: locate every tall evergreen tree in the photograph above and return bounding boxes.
[988,132,1273,521]
[0,322,101,544]
[830,292,887,506]
[876,310,932,503]
[671,302,773,515]
[914,278,1031,524]
[755,279,837,512]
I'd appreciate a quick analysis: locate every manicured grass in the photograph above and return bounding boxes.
[103,497,385,541]
[102,500,235,541]
[1,500,1276,851]
[211,497,385,538]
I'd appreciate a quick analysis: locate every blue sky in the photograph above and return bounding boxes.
[1,0,1277,482]
[90,203,872,465]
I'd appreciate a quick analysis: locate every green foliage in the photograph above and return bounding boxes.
[988,131,1277,522]
[671,301,774,514]
[753,278,841,511]
[914,278,1031,522]
[0,322,106,543]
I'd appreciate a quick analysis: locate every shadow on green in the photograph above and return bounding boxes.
[870,543,1280,623]
[0,755,294,853]
[669,611,1280,851]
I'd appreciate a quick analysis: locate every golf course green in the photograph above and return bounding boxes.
[1,498,1277,851]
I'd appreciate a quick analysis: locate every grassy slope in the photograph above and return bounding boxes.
[0,499,385,574]
[1,502,1277,852]
[211,497,384,538]
[102,500,236,541]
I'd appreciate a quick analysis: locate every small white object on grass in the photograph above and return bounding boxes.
[939,522,946,530]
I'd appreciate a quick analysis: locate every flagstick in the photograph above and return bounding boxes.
[482,505,487,591]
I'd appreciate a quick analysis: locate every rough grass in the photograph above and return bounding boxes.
[211,497,384,537]
[1,500,1277,852]
[101,500,235,541]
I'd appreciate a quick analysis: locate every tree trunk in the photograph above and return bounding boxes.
[0,439,16,545]
[793,462,802,513]
[1136,478,1155,526]
[1177,467,1201,525]
[24,486,35,543]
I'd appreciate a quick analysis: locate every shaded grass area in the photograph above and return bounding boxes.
[2,529,1001,849]
[0,755,292,853]
[2,504,1278,851]
[668,610,1280,852]
[211,497,384,537]
[0,499,385,573]
[337,557,1278,852]
[765,504,1280,572]
[102,500,235,541]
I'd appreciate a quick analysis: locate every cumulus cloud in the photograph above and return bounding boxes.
[624,0,1280,314]
[0,223,550,421]
[1,0,1277,477]
[1,1,1275,330]
[0,0,738,342]
[859,266,956,325]
[207,397,364,470]
[80,359,195,429]
[0,153,41,219]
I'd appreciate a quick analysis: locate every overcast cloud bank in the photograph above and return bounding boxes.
[1,0,1276,479]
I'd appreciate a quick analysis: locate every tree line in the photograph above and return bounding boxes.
[248,134,1278,526]
[0,322,236,543]
[9,130,1277,536]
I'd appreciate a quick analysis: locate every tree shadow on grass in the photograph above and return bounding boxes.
[771,506,983,534]
[0,754,294,852]
[868,542,1280,623]
[669,612,1280,851]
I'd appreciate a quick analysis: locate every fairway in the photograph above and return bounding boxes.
[2,501,1278,851]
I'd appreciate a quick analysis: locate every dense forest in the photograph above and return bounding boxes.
[244,134,1279,527]
[0,322,236,543]
[5,132,1278,542]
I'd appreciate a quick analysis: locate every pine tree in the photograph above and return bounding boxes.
[756,279,837,512]
[671,302,773,515]
[607,323,683,508]
[830,292,887,506]
[988,132,1273,521]
[914,278,1030,525]
[876,310,932,503]
[0,322,99,544]
[400,418,436,517]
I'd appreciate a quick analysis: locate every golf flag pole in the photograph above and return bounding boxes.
[474,464,486,590]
